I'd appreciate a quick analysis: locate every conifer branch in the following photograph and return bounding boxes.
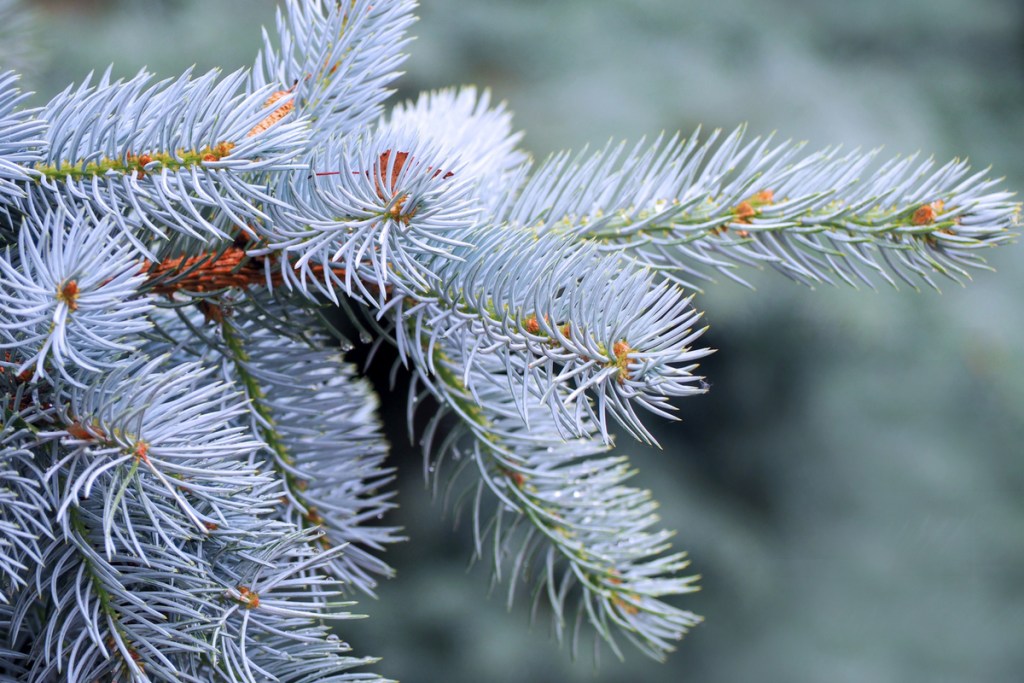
[27,68,308,255]
[418,341,701,661]
[397,224,712,444]
[217,307,400,594]
[0,0,1018,675]
[504,129,1018,290]
[0,207,153,386]
[253,0,416,141]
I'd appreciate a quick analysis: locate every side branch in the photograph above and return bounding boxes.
[424,343,701,660]
[510,131,1019,290]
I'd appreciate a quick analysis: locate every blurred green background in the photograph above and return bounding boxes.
[7,1,1024,681]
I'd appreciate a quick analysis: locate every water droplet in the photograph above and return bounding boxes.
[359,331,373,344]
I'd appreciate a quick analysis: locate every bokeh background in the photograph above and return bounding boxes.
[7,1,1024,681]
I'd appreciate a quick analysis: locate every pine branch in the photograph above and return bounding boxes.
[502,128,1019,290]
[0,0,1019,675]
[416,340,701,661]
[19,506,214,682]
[218,305,401,595]
[253,0,416,141]
[45,358,270,555]
[264,130,481,304]
[1,353,388,681]
[245,89,711,443]
[398,224,712,444]
[203,524,385,683]
[25,67,308,255]
[0,207,152,386]
[255,85,525,305]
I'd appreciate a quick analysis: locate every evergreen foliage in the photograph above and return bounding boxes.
[0,0,1018,680]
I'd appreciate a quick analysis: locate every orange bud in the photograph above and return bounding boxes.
[236,586,260,609]
[912,204,936,226]
[132,441,150,462]
[59,280,80,311]
[733,201,756,224]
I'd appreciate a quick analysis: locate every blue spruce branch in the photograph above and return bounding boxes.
[0,0,1018,679]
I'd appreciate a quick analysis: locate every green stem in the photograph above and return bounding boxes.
[34,142,235,182]
[220,318,324,536]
